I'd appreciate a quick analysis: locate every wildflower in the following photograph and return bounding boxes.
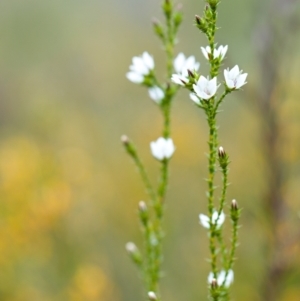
[201,45,228,61]
[126,52,154,83]
[171,53,200,86]
[208,270,234,288]
[125,242,138,254]
[193,76,218,100]
[148,86,165,104]
[199,210,225,229]
[224,65,247,89]
[150,137,175,161]
[148,292,157,300]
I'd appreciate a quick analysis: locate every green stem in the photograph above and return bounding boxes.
[207,107,218,276]
[132,154,156,203]
[214,90,229,114]
[165,9,174,78]
[228,218,239,271]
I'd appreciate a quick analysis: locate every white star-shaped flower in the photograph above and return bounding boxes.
[150,137,175,161]
[208,270,234,288]
[224,65,248,89]
[201,45,228,61]
[126,52,154,83]
[199,210,225,229]
[148,86,165,104]
[193,76,218,100]
[171,53,200,86]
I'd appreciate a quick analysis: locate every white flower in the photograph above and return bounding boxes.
[148,292,157,301]
[126,52,154,83]
[199,210,225,229]
[201,45,228,61]
[171,53,200,86]
[125,242,138,254]
[193,76,218,100]
[190,93,200,105]
[148,86,165,104]
[224,65,248,89]
[208,270,234,288]
[150,137,175,161]
[171,74,188,86]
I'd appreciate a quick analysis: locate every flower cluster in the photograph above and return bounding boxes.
[208,270,234,288]
[199,210,225,229]
[170,45,247,104]
[126,52,165,104]
[171,53,200,86]
[201,45,228,61]
[126,52,154,84]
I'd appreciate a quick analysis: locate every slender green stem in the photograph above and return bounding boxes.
[216,231,228,267]
[144,1,176,296]
[132,154,156,202]
[214,90,229,114]
[217,167,228,223]
[206,107,218,276]
[228,218,239,271]
[123,140,156,202]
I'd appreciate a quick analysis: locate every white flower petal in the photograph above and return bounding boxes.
[217,270,226,286]
[207,272,214,284]
[230,65,240,78]
[173,53,200,77]
[201,47,209,60]
[164,138,175,158]
[199,214,210,228]
[148,86,165,103]
[236,73,248,89]
[142,52,154,70]
[225,270,234,287]
[126,72,144,83]
[220,45,228,60]
[132,57,149,75]
[174,53,185,73]
[190,93,200,105]
[171,74,188,86]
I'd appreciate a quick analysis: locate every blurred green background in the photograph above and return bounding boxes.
[0,0,299,300]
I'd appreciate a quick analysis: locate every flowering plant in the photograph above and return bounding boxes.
[122,0,247,300]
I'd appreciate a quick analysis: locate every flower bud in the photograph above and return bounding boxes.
[218,146,226,158]
[121,135,138,158]
[173,11,183,28]
[195,15,207,33]
[152,18,165,40]
[138,201,148,226]
[125,242,142,265]
[121,135,129,145]
[231,199,238,211]
[125,242,137,254]
[148,292,157,301]
[187,69,195,78]
[195,15,201,25]
[139,201,147,212]
[163,0,172,18]
[218,146,229,169]
[230,199,240,222]
[211,278,218,289]
[207,0,219,10]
